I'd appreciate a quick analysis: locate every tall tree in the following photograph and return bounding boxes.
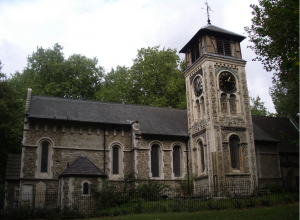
[10,43,105,101]
[250,96,269,116]
[128,46,186,108]
[244,0,299,119]
[0,61,23,178]
[95,66,131,103]
[96,46,186,108]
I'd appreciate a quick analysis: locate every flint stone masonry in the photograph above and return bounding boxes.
[137,150,150,179]
[22,147,38,178]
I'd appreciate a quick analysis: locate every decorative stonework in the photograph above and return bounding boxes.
[193,148,198,176]
[220,116,245,127]
[209,65,218,123]
[221,129,247,143]
[192,119,206,134]
[241,144,249,173]
[214,63,238,78]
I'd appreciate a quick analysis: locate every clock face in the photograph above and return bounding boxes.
[219,71,236,92]
[193,76,203,96]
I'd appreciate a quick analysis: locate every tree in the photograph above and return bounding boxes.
[95,66,131,103]
[244,0,299,119]
[10,43,105,102]
[0,61,23,178]
[96,46,186,108]
[127,46,186,108]
[250,96,270,116]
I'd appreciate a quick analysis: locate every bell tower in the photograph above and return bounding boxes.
[179,23,258,190]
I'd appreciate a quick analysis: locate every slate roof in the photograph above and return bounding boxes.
[28,95,189,137]
[5,154,21,180]
[252,122,279,142]
[252,115,299,153]
[27,96,299,148]
[59,155,106,177]
[179,24,246,53]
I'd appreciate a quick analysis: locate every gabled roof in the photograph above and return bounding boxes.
[28,95,189,137]
[5,154,21,180]
[252,115,299,153]
[252,122,279,142]
[179,24,246,53]
[59,155,106,177]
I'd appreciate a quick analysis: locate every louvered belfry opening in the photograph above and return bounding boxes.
[151,145,159,177]
[113,146,119,174]
[41,143,48,172]
[191,41,200,64]
[200,142,205,173]
[216,38,231,56]
[83,182,89,195]
[173,146,181,177]
[230,136,240,169]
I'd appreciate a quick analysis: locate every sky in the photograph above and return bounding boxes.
[0,0,276,113]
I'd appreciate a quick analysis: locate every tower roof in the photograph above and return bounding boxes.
[179,24,246,53]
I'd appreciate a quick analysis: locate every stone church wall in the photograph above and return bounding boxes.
[256,142,281,179]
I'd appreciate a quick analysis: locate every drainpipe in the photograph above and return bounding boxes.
[103,128,106,174]
[185,135,190,194]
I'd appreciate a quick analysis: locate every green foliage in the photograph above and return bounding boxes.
[234,200,243,209]
[0,61,23,177]
[176,174,197,194]
[129,46,186,108]
[10,43,105,102]
[245,0,299,119]
[269,79,299,118]
[96,46,186,108]
[136,179,170,201]
[261,199,271,206]
[249,96,271,116]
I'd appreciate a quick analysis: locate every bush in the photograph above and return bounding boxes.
[136,179,170,201]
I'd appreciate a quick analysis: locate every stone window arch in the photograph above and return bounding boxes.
[194,100,200,121]
[229,135,240,169]
[36,138,54,178]
[220,93,228,114]
[173,146,181,177]
[81,181,91,195]
[148,141,165,179]
[199,141,205,174]
[109,142,124,180]
[229,94,237,115]
[112,146,119,174]
[200,96,205,119]
[151,144,160,177]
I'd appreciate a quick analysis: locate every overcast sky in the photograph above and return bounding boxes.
[0,0,276,112]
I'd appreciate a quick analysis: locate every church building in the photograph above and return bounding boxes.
[5,22,299,208]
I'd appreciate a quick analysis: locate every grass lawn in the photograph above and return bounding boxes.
[94,203,299,220]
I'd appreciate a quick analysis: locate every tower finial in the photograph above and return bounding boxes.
[202,0,213,25]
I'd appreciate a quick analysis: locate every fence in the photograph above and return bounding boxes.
[2,179,299,219]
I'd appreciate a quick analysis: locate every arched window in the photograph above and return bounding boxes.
[112,146,119,175]
[229,136,240,169]
[173,146,181,177]
[83,182,89,195]
[151,145,160,177]
[200,97,205,119]
[41,142,49,173]
[194,100,200,121]
[199,142,205,173]
[229,94,237,115]
[221,93,228,114]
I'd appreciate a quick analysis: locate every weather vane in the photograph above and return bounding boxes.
[202,0,213,25]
